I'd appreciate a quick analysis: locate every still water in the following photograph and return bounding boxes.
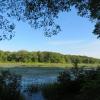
[7,67,64,85]
[1,67,65,100]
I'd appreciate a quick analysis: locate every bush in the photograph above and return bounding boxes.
[42,67,100,100]
[0,70,24,100]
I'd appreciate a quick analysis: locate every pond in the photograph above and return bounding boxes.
[5,67,64,85]
[0,67,65,100]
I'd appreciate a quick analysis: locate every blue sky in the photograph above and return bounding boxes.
[0,8,100,58]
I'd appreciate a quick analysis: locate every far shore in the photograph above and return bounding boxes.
[0,62,100,68]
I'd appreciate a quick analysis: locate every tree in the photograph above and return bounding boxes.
[0,0,99,40]
[0,50,100,64]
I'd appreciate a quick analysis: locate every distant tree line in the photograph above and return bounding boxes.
[0,50,100,64]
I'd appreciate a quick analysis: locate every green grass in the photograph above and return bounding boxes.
[0,62,100,68]
[0,62,72,68]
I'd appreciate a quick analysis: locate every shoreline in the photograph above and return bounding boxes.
[0,62,100,68]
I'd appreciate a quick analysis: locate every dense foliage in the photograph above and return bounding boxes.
[0,71,24,100]
[42,67,100,100]
[0,50,100,64]
[0,0,99,39]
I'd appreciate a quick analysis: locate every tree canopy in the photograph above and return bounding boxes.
[0,50,100,64]
[0,0,100,40]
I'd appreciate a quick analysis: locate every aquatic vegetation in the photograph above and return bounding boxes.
[42,67,100,100]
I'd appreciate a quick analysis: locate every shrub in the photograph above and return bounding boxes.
[0,70,24,100]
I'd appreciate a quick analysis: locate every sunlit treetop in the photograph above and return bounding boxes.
[0,0,100,40]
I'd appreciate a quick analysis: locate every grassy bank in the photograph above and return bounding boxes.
[0,62,69,68]
[0,62,100,68]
